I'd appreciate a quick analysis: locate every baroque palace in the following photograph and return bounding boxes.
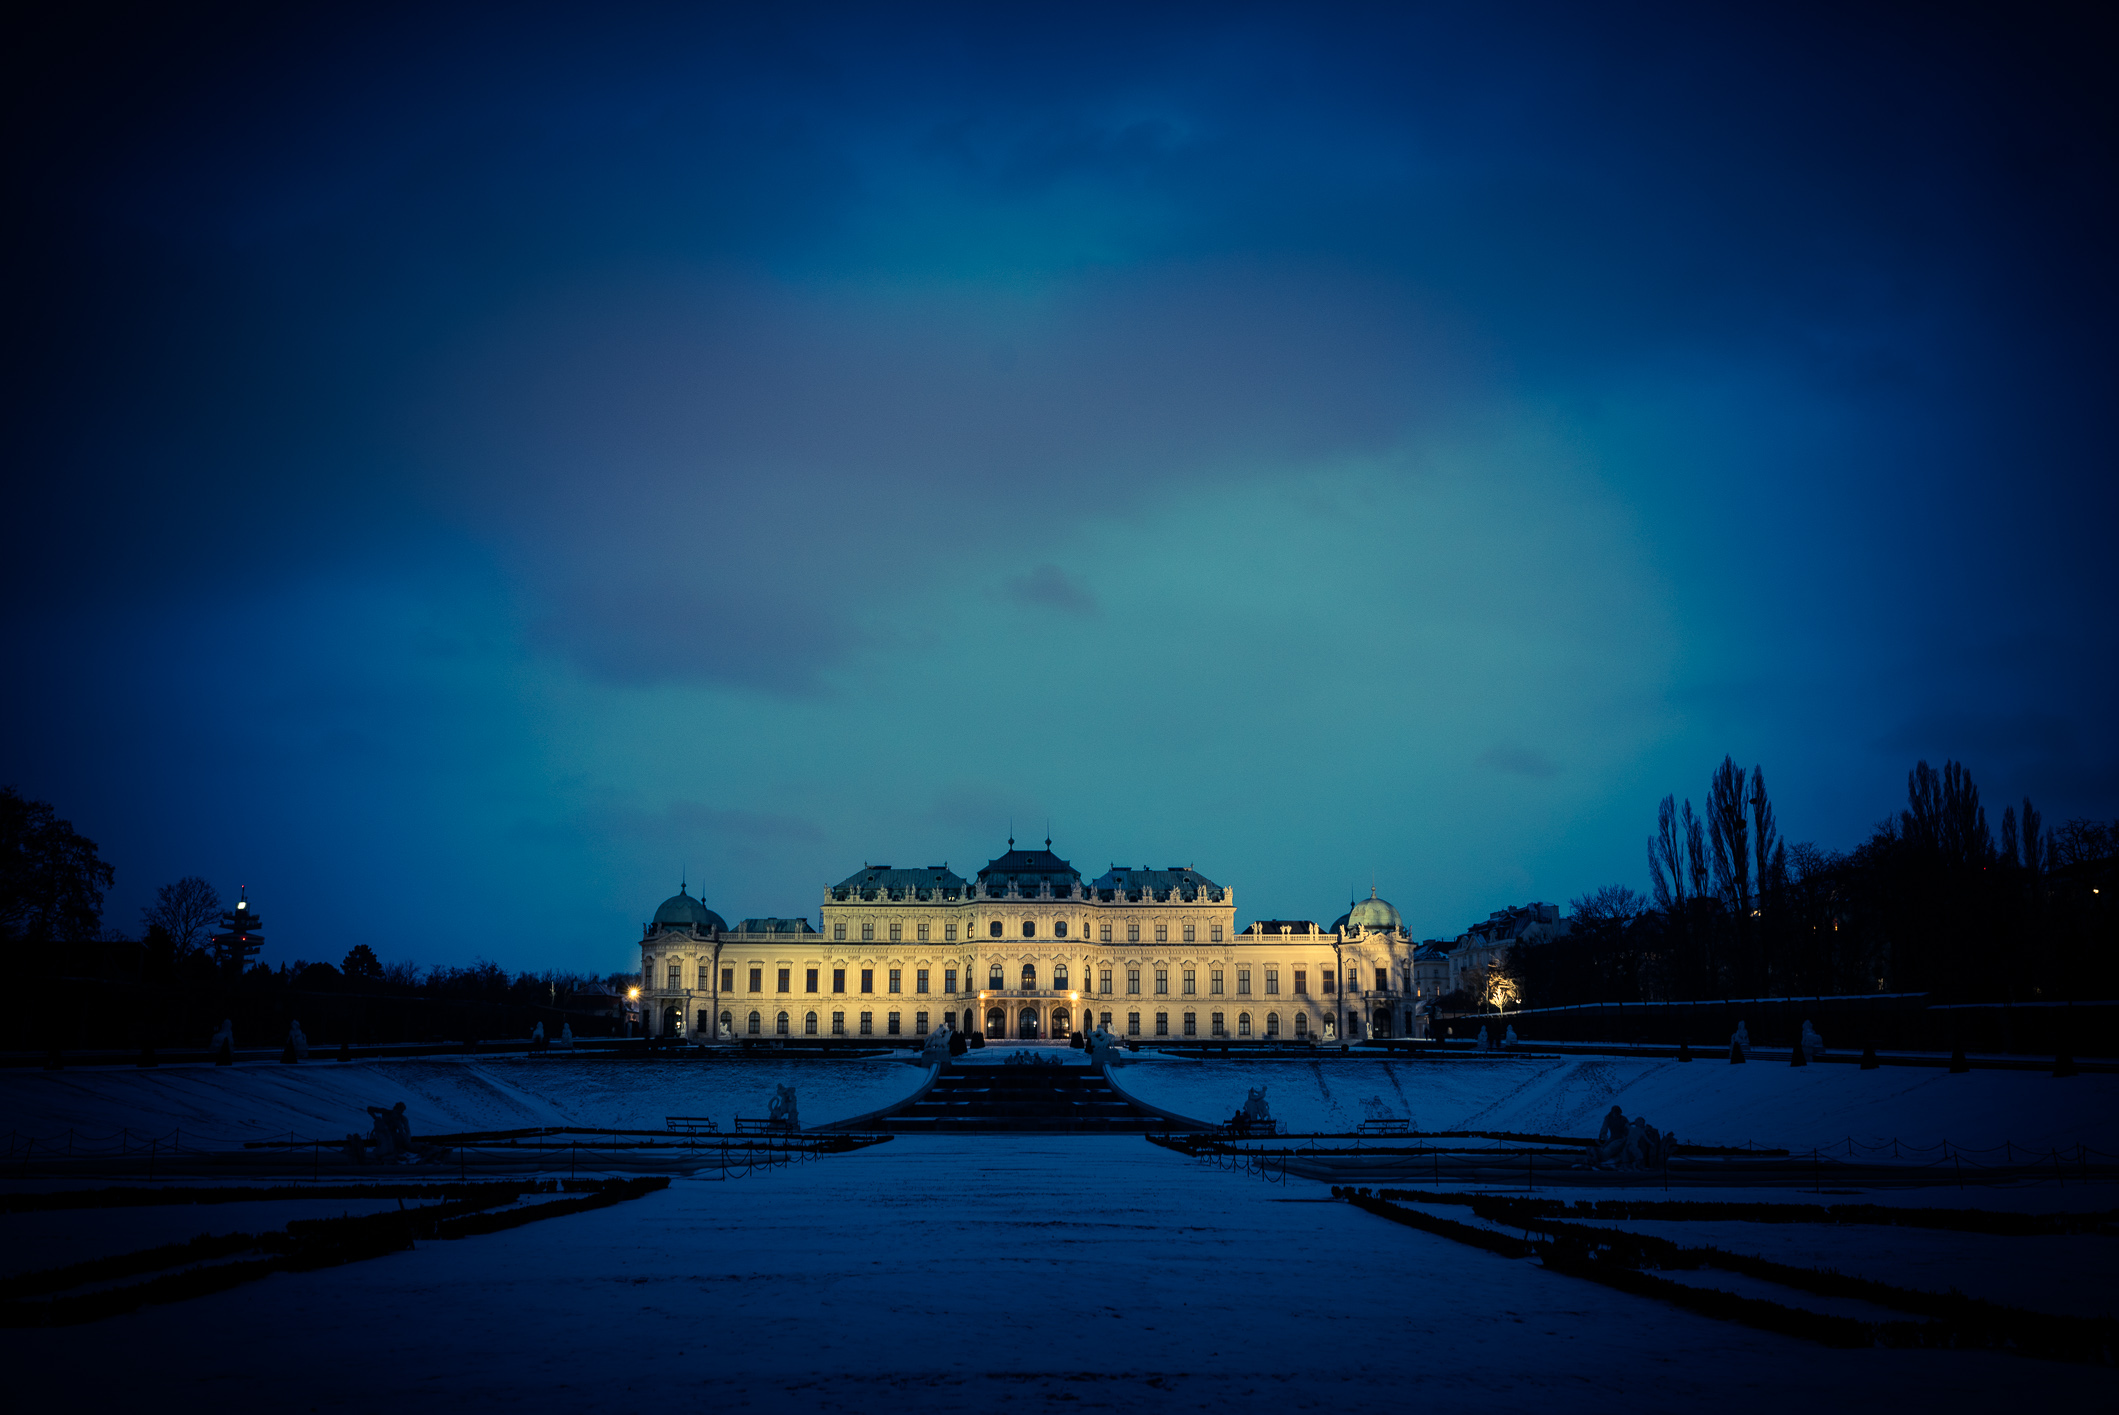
[638,839,1421,1045]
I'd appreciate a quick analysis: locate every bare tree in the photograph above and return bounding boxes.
[1749,766,1780,896]
[1707,756,1751,916]
[1682,799,1709,901]
[142,876,222,958]
[1571,884,1646,926]
[1647,796,1686,911]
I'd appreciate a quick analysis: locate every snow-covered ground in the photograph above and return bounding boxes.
[0,1055,930,1146]
[0,1133,2105,1413]
[1109,1053,2118,1151]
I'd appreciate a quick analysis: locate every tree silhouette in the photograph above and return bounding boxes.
[142,876,222,958]
[0,786,114,976]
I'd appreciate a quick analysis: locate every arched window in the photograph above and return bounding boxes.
[989,920,1004,937]
[776,1011,790,1036]
[748,1010,762,1035]
[1022,920,1036,938]
[1238,1012,1253,1037]
[1265,1013,1279,1037]
[1054,920,1068,939]
[1294,1013,1308,1038]
[1053,963,1069,988]
[804,1011,819,1035]
[986,1007,1005,1035]
[719,1010,732,1035]
[1021,962,1037,989]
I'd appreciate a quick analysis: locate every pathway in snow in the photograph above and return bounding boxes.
[2,1134,2103,1411]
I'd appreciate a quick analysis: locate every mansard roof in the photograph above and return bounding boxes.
[976,846,1080,879]
[732,917,820,935]
[831,864,970,891]
[1093,865,1225,902]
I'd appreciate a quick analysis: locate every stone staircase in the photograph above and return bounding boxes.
[872,1065,1202,1133]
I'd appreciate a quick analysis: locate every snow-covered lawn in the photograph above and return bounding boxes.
[1111,1054,2117,1151]
[0,1134,2104,1412]
[0,1055,931,1146]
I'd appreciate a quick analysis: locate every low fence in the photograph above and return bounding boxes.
[1443,994,2117,1056]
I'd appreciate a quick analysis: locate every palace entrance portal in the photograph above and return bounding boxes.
[1017,1007,1040,1039]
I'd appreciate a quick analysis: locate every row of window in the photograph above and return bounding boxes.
[654,963,1387,995]
[827,920,1229,944]
[712,1008,1322,1039]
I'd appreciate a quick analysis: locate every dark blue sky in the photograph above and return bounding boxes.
[5,2,2114,975]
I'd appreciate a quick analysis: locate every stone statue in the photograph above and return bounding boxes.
[1800,1021,1824,1060]
[768,1084,800,1130]
[1598,1105,1628,1146]
[365,1101,412,1161]
[1242,1086,1272,1125]
[919,1022,953,1064]
[1732,1020,1751,1055]
[558,1022,575,1048]
[286,1020,309,1062]
[209,1018,235,1064]
[1504,1024,1519,1047]
[531,1021,546,1044]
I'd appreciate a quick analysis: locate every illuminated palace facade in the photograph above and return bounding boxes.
[638,841,1422,1045]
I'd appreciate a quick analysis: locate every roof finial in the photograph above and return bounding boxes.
[1008,817,1014,850]
[1045,817,1051,850]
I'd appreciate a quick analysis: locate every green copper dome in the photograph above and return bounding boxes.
[652,888,727,933]
[1344,888,1403,933]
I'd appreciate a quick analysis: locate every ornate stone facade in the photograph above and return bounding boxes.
[638,841,1424,1043]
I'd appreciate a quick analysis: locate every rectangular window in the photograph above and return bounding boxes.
[1265,968,1278,995]
[806,968,819,993]
[861,968,874,993]
[944,968,957,994]
[1211,924,1224,943]
[945,923,957,942]
[1294,969,1307,996]
[887,1011,901,1035]
[1211,1012,1225,1037]
[1127,1011,1141,1037]
[1183,923,1196,943]
[1127,923,1140,943]
[1183,1012,1198,1037]
[888,968,902,993]
[1127,968,1141,995]
[1322,969,1336,994]
[889,921,901,942]
[698,964,711,989]
[861,921,874,942]
[859,1011,873,1036]
[915,1011,928,1035]
[1100,923,1112,943]
[1155,924,1168,943]
[1099,968,1112,995]
[1154,1011,1169,1036]
[1099,1011,1112,1029]
[722,967,735,992]
[833,968,846,993]
[1154,968,1168,995]
[1236,968,1251,995]
[833,922,846,942]
[831,1011,845,1036]
[777,968,790,993]
[917,922,929,942]
[1182,969,1196,995]
[749,967,762,993]
[1209,969,1223,995]
[667,965,680,989]
[1376,967,1389,992]
[915,968,929,993]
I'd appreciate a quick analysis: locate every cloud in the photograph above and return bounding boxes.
[1000,563,1098,617]
[1479,745,1560,779]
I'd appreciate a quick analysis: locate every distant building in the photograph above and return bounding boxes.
[636,844,1427,1044]
[1445,902,1568,999]
[209,887,265,973]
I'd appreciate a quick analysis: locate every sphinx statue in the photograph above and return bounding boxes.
[768,1084,800,1131]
